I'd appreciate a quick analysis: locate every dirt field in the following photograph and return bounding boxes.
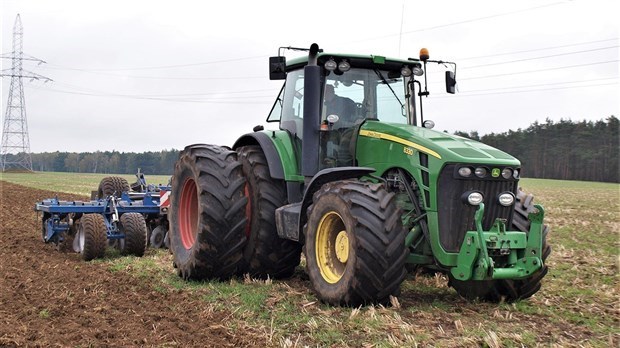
[1,180,616,347]
[0,181,262,347]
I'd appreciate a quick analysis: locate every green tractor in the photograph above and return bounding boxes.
[169,44,550,306]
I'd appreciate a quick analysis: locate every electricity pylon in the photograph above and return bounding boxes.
[1,14,51,171]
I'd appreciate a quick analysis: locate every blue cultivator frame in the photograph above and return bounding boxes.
[35,191,162,246]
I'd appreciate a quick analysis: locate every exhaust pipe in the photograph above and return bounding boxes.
[301,43,321,178]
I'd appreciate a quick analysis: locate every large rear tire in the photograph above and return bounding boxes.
[449,189,551,302]
[79,214,107,261]
[169,144,247,280]
[237,145,301,279]
[98,176,130,199]
[304,181,407,306]
[120,213,148,257]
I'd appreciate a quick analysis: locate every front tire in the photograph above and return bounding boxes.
[304,181,407,306]
[449,189,551,302]
[237,145,301,279]
[169,144,247,280]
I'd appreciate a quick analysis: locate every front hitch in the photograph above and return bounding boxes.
[451,203,545,281]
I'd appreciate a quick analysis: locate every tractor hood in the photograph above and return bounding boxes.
[359,121,520,165]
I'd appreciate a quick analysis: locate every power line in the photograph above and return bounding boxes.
[33,37,618,83]
[459,77,619,93]
[458,38,619,61]
[36,64,265,80]
[26,72,619,105]
[25,84,273,104]
[436,81,618,98]
[44,55,266,71]
[354,1,568,43]
[459,60,620,81]
[462,45,619,69]
[50,80,276,98]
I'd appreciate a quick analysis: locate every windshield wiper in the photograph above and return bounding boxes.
[374,69,404,109]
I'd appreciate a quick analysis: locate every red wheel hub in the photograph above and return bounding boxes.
[179,178,198,249]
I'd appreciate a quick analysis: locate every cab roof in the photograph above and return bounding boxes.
[285,52,422,71]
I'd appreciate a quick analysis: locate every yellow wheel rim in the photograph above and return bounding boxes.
[335,231,349,263]
[315,211,349,284]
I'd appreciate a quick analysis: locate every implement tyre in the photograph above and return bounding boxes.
[120,213,148,257]
[41,212,51,242]
[449,189,551,302]
[170,144,247,280]
[79,214,107,261]
[98,176,130,198]
[304,181,407,306]
[237,145,301,279]
[150,225,166,248]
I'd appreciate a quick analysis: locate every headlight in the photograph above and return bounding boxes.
[423,120,435,129]
[462,191,484,206]
[401,66,412,77]
[501,168,513,179]
[324,58,337,71]
[513,169,520,179]
[458,167,472,177]
[474,167,488,178]
[338,60,351,72]
[498,192,515,206]
[326,114,339,123]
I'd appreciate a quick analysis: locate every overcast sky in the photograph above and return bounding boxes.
[1,0,618,153]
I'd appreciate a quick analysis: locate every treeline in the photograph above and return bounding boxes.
[455,116,619,183]
[28,150,180,175]
[7,117,619,183]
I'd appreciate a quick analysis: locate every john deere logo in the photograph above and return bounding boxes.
[491,168,501,177]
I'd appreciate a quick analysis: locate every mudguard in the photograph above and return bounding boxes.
[233,132,285,179]
[275,167,376,242]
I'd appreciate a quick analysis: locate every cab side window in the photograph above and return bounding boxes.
[266,85,284,123]
[280,70,305,139]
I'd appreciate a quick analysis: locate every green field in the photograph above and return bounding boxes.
[1,172,618,347]
[0,171,171,197]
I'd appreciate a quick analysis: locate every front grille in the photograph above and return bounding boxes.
[437,164,517,252]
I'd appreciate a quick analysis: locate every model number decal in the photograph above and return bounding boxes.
[359,129,442,159]
[403,147,414,156]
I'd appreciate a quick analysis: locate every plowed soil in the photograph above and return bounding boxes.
[0,181,258,347]
[1,180,614,347]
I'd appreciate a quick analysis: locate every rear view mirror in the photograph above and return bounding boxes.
[269,56,286,80]
[445,71,456,94]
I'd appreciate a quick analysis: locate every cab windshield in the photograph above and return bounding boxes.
[323,68,407,126]
[268,67,409,130]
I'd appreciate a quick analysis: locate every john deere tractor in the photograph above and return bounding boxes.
[169,44,550,306]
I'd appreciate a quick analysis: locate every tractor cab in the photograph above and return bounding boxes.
[267,46,456,173]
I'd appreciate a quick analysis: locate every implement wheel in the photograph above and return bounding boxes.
[120,213,148,256]
[98,176,130,198]
[304,181,407,306]
[76,214,107,261]
[41,212,51,242]
[237,145,301,279]
[449,189,551,302]
[150,225,166,248]
[169,144,247,280]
